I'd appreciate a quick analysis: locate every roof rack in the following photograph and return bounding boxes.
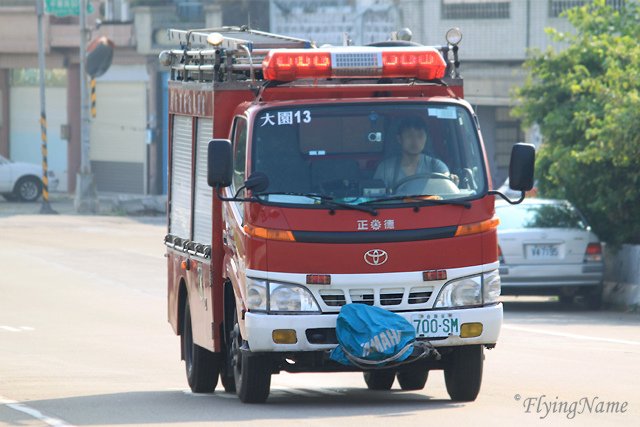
[168,26,312,50]
[161,27,314,83]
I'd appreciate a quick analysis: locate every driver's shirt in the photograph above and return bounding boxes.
[373,154,449,193]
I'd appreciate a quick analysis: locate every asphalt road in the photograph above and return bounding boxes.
[1,213,639,427]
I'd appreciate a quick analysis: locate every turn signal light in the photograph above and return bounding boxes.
[460,322,483,338]
[272,329,297,344]
[455,217,500,237]
[244,224,296,242]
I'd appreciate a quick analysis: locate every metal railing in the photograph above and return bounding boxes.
[441,0,511,20]
[549,0,626,17]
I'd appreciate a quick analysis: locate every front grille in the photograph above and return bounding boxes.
[409,287,433,304]
[317,286,434,308]
[350,289,374,305]
[319,290,346,307]
[380,288,404,305]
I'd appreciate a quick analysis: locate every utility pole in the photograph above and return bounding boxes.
[36,0,57,214]
[74,0,98,213]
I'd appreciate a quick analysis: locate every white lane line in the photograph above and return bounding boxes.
[0,396,74,427]
[0,325,34,332]
[503,324,640,346]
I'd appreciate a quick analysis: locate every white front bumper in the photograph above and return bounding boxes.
[244,303,503,352]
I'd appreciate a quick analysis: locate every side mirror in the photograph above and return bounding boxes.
[244,172,269,193]
[207,139,233,188]
[508,143,535,191]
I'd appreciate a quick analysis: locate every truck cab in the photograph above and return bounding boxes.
[163,27,534,403]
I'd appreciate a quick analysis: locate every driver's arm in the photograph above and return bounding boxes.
[432,158,459,186]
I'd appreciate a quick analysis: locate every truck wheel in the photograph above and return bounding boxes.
[559,295,574,305]
[584,286,603,310]
[231,312,271,403]
[182,299,220,393]
[444,345,483,402]
[220,369,236,393]
[14,177,42,202]
[363,370,395,390]
[397,367,429,391]
[220,283,237,393]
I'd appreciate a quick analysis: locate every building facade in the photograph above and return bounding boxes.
[0,0,622,194]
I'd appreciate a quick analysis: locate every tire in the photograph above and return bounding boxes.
[220,369,236,393]
[182,299,220,393]
[444,345,483,402]
[397,367,429,391]
[559,295,574,305]
[584,287,603,310]
[232,311,271,403]
[220,283,236,393]
[14,177,42,202]
[363,370,395,390]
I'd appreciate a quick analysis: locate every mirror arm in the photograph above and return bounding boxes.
[488,190,525,205]
[233,185,247,199]
[215,185,259,203]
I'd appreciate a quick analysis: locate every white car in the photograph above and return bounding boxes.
[495,198,604,309]
[0,155,59,202]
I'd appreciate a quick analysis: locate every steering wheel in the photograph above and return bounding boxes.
[392,172,455,194]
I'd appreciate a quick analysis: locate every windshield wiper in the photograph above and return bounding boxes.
[256,192,379,216]
[359,194,471,209]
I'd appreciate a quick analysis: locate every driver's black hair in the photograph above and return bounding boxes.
[397,116,427,135]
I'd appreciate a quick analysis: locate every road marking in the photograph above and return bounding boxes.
[0,396,74,427]
[503,324,640,346]
[0,325,34,332]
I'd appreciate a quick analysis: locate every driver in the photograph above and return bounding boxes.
[373,117,456,193]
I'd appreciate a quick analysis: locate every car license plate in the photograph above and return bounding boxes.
[526,244,559,259]
[411,313,460,338]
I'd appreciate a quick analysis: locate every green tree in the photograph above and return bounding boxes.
[514,0,640,245]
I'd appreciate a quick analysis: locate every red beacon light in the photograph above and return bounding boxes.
[262,47,446,82]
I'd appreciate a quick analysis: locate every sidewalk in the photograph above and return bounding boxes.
[0,192,167,217]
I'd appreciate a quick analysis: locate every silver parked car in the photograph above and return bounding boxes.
[495,198,604,309]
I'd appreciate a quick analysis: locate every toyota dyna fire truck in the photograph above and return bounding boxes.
[162,26,534,403]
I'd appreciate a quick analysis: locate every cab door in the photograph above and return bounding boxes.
[223,117,249,305]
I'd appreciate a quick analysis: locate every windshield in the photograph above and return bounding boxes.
[496,203,588,230]
[251,103,487,205]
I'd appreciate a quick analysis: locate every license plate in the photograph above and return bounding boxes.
[526,244,559,259]
[411,313,460,338]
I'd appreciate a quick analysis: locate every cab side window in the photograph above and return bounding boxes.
[232,117,248,192]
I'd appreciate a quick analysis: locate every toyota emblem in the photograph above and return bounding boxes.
[364,249,388,266]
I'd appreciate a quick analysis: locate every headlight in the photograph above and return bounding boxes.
[246,279,267,311]
[434,275,482,308]
[270,283,320,313]
[483,269,501,304]
[245,279,320,313]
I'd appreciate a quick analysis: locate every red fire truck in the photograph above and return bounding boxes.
[162,27,534,403]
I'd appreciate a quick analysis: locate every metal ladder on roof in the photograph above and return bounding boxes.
[163,26,314,82]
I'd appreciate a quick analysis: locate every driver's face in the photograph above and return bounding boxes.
[399,127,427,156]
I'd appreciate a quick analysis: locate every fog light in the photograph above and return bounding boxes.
[272,329,297,344]
[460,322,483,338]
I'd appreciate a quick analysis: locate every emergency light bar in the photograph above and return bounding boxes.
[262,47,447,81]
